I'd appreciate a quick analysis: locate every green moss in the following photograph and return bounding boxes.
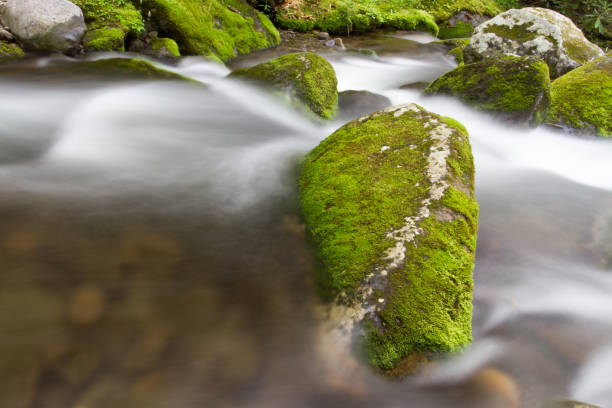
[448,46,465,65]
[547,53,612,137]
[426,56,551,126]
[438,20,474,39]
[62,58,194,81]
[0,41,25,59]
[137,0,280,60]
[230,52,338,119]
[275,0,506,35]
[151,37,181,57]
[83,27,126,51]
[483,22,546,44]
[299,105,478,372]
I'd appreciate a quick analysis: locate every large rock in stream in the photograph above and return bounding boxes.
[426,56,551,126]
[299,104,478,374]
[230,52,338,119]
[2,0,86,53]
[464,7,604,78]
[547,52,612,137]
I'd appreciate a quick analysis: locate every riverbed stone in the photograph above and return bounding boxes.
[230,52,338,119]
[0,39,23,58]
[299,103,478,373]
[546,52,612,137]
[464,7,604,78]
[2,0,86,53]
[426,56,551,126]
[338,90,391,120]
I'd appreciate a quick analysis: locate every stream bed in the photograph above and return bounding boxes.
[1,33,612,408]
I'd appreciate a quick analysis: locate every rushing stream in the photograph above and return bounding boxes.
[1,33,612,408]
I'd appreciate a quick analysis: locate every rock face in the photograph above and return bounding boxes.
[299,104,478,373]
[426,56,551,126]
[2,0,86,53]
[230,52,338,119]
[338,90,391,120]
[464,7,604,78]
[547,52,612,137]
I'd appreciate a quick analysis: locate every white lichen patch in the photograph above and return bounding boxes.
[380,145,390,153]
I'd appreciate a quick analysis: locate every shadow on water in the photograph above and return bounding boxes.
[1,40,612,408]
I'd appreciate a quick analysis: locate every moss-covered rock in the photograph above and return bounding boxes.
[275,0,508,36]
[71,0,144,52]
[0,40,24,59]
[229,52,338,119]
[150,37,181,58]
[437,11,490,39]
[547,53,612,137]
[426,56,551,126]
[431,38,470,65]
[464,7,604,78]
[299,103,478,374]
[136,0,280,61]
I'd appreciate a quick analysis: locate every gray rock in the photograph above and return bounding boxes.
[464,7,603,78]
[317,31,330,40]
[2,0,86,53]
[338,90,391,120]
[0,26,12,41]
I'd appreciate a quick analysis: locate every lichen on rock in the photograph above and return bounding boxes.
[464,7,604,78]
[229,52,338,119]
[426,55,551,126]
[547,52,612,137]
[299,103,478,374]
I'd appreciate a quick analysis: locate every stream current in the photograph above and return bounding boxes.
[1,33,612,408]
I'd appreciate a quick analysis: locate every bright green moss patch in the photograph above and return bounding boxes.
[426,56,551,125]
[275,0,506,35]
[0,41,25,59]
[438,20,474,39]
[137,0,280,60]
[299,104,478,373]
[547,53,612,137]
[151,37,181,57]
[83,27,126,51]
[230,52,338,119]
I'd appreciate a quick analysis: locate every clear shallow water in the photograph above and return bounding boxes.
[1,36,612,408]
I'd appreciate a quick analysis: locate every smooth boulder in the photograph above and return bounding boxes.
[464,7,604,78]
[2,0,86,53]
[426,56,551,126]
[230,52,338,119]
[299,104,478,374]
[547,53,612,137]
[338,90,391,120]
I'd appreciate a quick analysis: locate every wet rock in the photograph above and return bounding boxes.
[543,399,602,408]
[467,367,521,408]
[229,52,338,119]
[117,229,182,276]
[149,37,181,58]
[426,56,551,126]
[399,81,430,91]
[68,286,106,325]
[325,39,335,47]
[53,343,103,386]
[0,352,40,408]
[299,103,478,374]
[337,90,391,120]
[546,52,612,137]
[464,8,604,78]
[2,0,86,53]
[438,11,489,39]
[0,26,12,41]
[318,31,330,40]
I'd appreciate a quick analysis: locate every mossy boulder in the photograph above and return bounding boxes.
[437,11,490,39]
[274,0,507,36]
[299,103,478,374]
[150,37,180,58]
[71,0,144,52]
[0,40,24,59]
[229,52,338,119]
[546,53,612,137]
[464,7,604,78]
[135,0,280,61]
[426,56,551,126]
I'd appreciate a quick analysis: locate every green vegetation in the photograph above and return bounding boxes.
[299,105,478,372]
[83,27,126,51]
[547,52,612,137]
[136,0,280,60]
[0,41,25,59]
[151,37,181,57]
[426,56,551,125]
[230,52,338,119]
[274,0,513,36]
[438,20,475,38]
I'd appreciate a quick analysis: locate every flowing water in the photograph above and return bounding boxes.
[1,34,612,408]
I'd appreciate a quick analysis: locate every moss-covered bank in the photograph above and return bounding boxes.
[426,56,551,126]
[230,52,338,119]
[275,0,510,35]
[547,53,612,137]
[299,104,478,373]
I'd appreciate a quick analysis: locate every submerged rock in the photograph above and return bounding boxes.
[230,52,338,119]
[299,104,478,374]
[338,90,391,120]
[464,7,604,78]
[2,0,86,53]
[426,56,551,126]
[547,52,612,137]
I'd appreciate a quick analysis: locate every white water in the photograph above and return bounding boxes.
[1,39,612,407]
